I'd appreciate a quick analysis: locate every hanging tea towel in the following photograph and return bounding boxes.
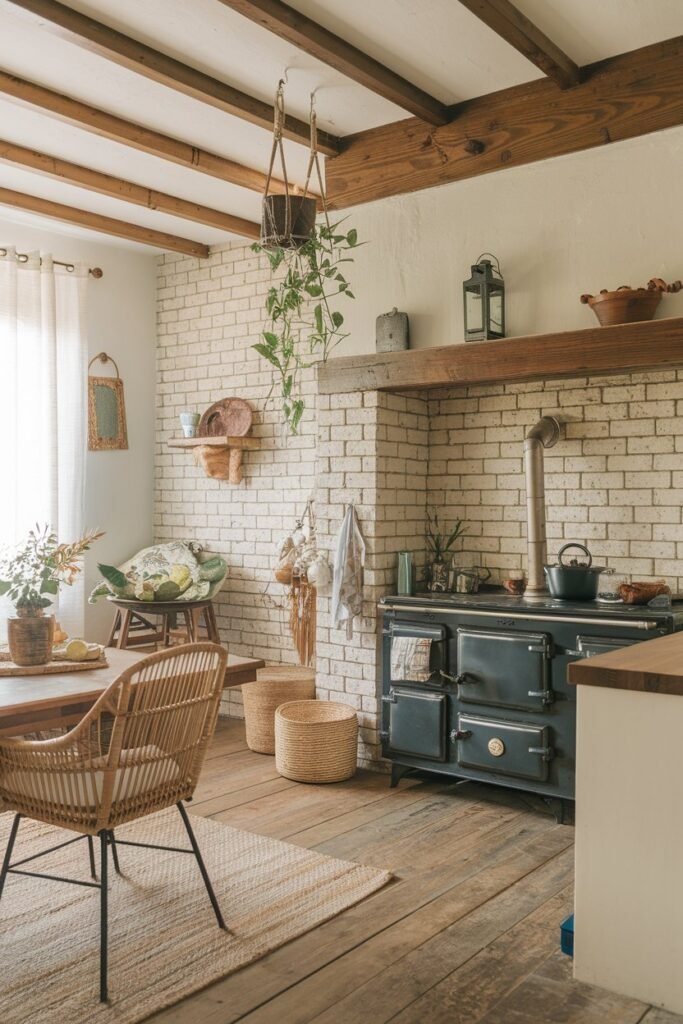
[331,504,366,639]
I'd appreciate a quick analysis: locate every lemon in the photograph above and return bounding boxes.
[169,564,191,588]
[65,639,89,662]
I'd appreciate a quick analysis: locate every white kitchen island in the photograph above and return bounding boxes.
[569,631,683,1016]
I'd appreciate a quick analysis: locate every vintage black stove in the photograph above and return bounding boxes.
[380,591,683,820]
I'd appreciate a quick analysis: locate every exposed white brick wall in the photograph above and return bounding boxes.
[429,371,683,585]
[158,245,683,767]
[156,245,318,717]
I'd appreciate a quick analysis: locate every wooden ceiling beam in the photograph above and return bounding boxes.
[217,0,449,126]
[4,0,341,155]
[456,0,580,89]
[326,36,683,209]
[0,187,210,256]
[0,70,287,195]
[0,139,260,238]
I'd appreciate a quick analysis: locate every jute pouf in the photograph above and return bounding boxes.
[275,699,358,784]
[242,666,316,754]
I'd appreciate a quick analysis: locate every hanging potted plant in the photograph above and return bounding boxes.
[253,84,360,435]
[0,525,102,666]
[260,80,318,251]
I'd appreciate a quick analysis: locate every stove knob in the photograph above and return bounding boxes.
[488,737,505,757]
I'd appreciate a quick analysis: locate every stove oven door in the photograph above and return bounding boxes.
[384,688,447,762]
[455,627,552,712]
[574,635,638,659]
[455,713,553,782]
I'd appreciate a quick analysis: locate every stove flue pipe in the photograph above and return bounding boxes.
[524,416,561,596]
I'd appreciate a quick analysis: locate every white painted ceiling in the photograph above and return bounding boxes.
[0,0,681,253]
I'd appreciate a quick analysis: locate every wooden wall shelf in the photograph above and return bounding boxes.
[167,435,260,483]
[167,436,260,450]
[317,317,683,395]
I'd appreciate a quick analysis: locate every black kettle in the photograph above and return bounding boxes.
[544,543,607,601]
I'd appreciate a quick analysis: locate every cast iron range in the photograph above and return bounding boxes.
[379,590,683,822]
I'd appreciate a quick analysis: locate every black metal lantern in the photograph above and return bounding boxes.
[463,253,505,342]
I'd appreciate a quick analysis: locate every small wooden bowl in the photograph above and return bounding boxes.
[581,287,661,327]
[502,577,526,595]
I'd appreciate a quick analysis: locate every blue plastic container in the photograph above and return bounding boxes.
[560,914,574,957]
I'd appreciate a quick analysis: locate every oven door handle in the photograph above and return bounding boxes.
[527,688,555,706]
[450,729,472,741]
[440,670,470,685]
[528,745,555,761]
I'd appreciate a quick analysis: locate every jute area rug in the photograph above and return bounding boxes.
[0,807,391,1024]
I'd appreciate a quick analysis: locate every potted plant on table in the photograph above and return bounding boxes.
[425,511,467,593]
[0,525,102,666]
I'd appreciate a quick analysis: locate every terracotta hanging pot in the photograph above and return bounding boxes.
[261,194,317,250]
[7,610,55,666]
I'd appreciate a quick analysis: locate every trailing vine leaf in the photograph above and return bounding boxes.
[251,218,362,435]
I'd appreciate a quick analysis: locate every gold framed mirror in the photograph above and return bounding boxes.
[88,353,128,451]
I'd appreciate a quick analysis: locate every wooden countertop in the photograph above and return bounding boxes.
[568,631,683,694]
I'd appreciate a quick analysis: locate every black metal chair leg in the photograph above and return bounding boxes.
[176,802,226,930]
[108,831,121,875]
[87,835,97,880]
[99,831,109,1003]
[0,814,21,899]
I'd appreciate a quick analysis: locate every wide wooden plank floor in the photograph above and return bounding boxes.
[148,720,680,1024]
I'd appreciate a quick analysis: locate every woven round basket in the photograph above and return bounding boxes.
[275,700,358,784]
[242,666,316,754]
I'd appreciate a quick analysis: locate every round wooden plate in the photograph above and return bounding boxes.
[199,398,253,437]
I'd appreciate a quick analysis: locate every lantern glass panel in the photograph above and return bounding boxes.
[488,287,504,334]
[465,287,483,334]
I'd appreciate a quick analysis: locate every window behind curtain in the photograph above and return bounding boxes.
[0,249,88,638]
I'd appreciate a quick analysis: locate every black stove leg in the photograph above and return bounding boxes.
[390,763,412,788]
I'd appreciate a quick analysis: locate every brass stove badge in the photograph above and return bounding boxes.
[488,737,505,757]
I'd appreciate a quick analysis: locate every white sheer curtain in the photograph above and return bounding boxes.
[0,248,88,637]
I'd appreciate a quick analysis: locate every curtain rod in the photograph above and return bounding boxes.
[0,247,103,278]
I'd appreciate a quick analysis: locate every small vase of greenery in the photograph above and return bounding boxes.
[425,510,467,592]
[252,219,359,435]
[0,525,102,665]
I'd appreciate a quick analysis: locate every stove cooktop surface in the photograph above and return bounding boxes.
[382,590,683,623]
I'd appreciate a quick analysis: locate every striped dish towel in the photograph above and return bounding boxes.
[390,636,432,682]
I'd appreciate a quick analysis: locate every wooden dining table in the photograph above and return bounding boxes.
[0,647,265,737]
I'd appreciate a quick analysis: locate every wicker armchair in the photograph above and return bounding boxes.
[0,642,228,1003]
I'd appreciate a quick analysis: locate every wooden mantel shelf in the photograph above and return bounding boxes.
[317,317,683,395]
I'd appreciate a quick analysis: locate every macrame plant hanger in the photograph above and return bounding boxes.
[261,79,317,249]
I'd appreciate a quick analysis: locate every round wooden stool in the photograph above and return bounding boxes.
[107,598,220,650]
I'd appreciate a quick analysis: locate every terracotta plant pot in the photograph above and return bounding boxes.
[261,194,317,249]
[7,612,55,666]
[580,278,682,327]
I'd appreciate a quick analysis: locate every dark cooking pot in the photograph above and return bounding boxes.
[544,543,607,601]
